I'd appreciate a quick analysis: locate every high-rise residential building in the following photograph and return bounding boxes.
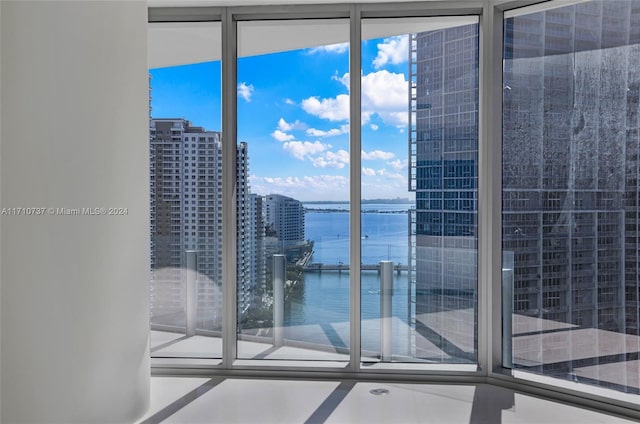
[250,193,267,295]
[409,23,480,362]
[502,0,640,379]
[263,194,305,250]
[236,142,261,315]
[149,119,261,328]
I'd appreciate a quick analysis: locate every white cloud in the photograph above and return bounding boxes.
[375,168,405,180]
[362,149,395,160]
[335,72,349,85]
[300,174,348,189]
[362,167,376,176]
[254,174,349,200]
[282,140,328,160]
[301,94,350,122]
[306,124,349,138]
[308,42,349,54]
[263,176,301,187]
[361,71,409,127]
[370,124,379,131]
[373,35,409,69]
[360,164,410,199]
[307,128,341,137]
[311,149,349,169]
[284,98,295,105]
[315,70,408,128]
[277,118,306,132]
[388,159,408,171]
[271,129,295,142]
[237,82,254,102]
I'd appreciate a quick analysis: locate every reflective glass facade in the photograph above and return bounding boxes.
[503,0,640,393]
[411,23,479,363]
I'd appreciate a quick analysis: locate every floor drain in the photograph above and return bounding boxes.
[369,388,390,396]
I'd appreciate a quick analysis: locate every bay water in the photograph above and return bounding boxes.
[284,203,413,328]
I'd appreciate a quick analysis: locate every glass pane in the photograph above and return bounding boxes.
[148,22,223,359]
[361,17,479,364]
[236,19,351,361]
[503,0,640,395]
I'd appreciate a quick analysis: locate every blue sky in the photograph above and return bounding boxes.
[150,36,412,202]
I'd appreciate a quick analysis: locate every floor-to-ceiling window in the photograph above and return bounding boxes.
[502,0,640,398]
[359,17,479,365]
[148,21,223,361]
[235,18,351,361]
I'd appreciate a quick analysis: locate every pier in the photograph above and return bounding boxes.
[303,262,407,275]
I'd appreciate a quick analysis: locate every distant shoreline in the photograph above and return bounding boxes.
[304,198,414,205]
[306,208,409,214]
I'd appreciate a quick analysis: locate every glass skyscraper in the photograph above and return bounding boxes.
[502,0,640,385]
[409,1,640,381]
[409,23,479,362]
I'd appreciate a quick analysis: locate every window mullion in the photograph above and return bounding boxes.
[478,2,504,376]
[349,4,362,372]
[222,6,238,369]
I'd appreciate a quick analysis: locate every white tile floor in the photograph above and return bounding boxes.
[136,377,638,423]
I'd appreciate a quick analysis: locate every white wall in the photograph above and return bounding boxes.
[1,1,150,422]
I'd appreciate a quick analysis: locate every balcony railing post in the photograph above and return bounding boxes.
[273,254,285,347]
[186,250,197,337]
[502,267,514,368]
[380,260,393,362]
